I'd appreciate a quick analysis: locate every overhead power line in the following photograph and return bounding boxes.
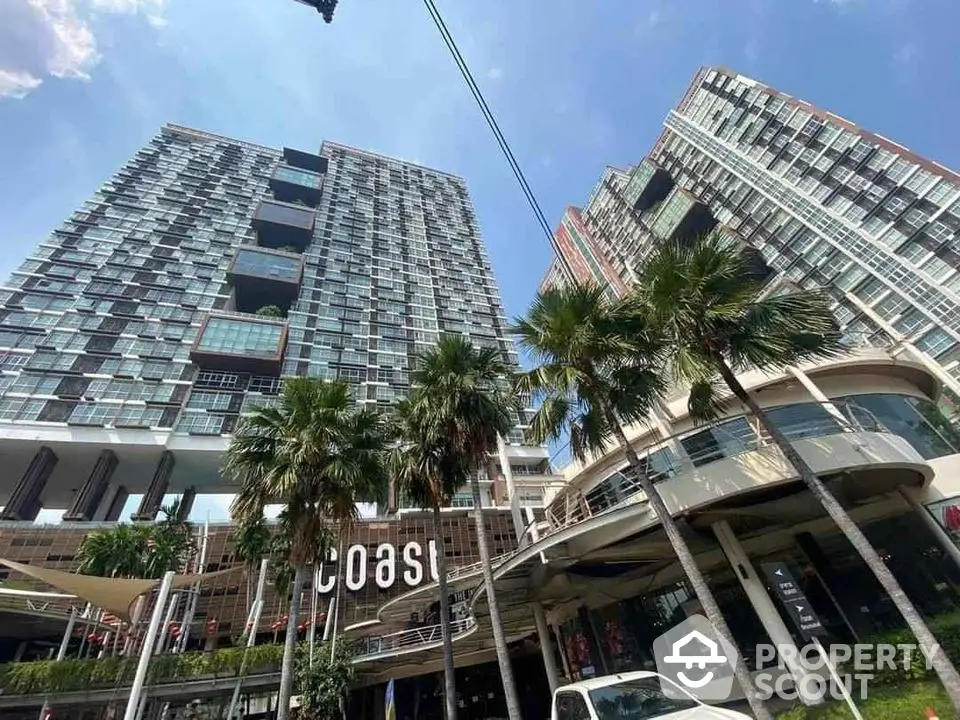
[421,0,574,280]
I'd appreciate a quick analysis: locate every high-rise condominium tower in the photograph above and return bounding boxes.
[0,124,550,522]
[544,66,960,407]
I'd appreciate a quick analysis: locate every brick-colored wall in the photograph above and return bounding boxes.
[0,509,520,641]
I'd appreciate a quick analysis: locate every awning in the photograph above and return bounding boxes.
[0,559,242,622]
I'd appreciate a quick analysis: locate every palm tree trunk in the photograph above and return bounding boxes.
[716,359,960,711]
[276,564,306,720]
[433,505,458,720]
[469,474,522,720]
[600,402,772,720]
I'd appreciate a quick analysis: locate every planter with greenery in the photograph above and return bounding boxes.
[0,644,285,696]
[295,641,355,719]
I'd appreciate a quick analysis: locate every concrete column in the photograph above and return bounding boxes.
[533,603,560,692]
[900,487,960,571]
[63,450,118,521]
[553,622,572,680]
[1,446,58,521]
[712,520,819,702]
[131,451,174,522]
[496,433,525,544]
[101,485,129,522]
[174,487,196,523]
[787,367,849,427]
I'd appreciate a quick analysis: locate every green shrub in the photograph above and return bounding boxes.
[0,643,286,696]
[844,612,960,686]
[777,680,950,720]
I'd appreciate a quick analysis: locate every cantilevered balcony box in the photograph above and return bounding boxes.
[253,199,315,251]
[227,246,304,314]
[283,147,328,174]
[622,158,674,213]
[190,314,288,375]
[649,186,717,243]
[269,164,325,207]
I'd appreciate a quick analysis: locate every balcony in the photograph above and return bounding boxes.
[227,247,304,314]
[282,147,328,174]
[623,158,674,213]
[252,199,315,251]
[353,618,477,663]
[269,164,324,207]
[649,186,716,243]
[544,401,930,537]
[190,314,287,375]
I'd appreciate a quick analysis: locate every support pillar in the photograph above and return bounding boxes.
[787,367,849,426]
[1,446,57,521]
[174,487,196,523]
[552,622,572,681]
[63,450,118,521]
[532,603,560,692]
[102,486,129,522]
[899,487,960,571]
[497,433,525,543]
[712,520,819,702]
[132,451,174,522]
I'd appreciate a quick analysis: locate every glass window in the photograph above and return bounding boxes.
[840,393,959,459]
[232,248,301,280]
[589,677,698,720]
[680,417,755,467]
[555,692,592,720]
[764,402,842,440]
[196,317,284,357]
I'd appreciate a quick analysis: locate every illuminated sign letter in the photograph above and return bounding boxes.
[345,544,367,591]
[375,543,396,589]
[402,542,423,587]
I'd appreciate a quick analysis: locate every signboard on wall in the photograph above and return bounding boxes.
[315,540,441,594]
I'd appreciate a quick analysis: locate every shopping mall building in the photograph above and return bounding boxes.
[3,65,960,718]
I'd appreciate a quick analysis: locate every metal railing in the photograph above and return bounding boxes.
[542,400,887,534]
[353,617,476,660]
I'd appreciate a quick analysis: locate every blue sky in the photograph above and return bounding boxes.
[2,0,959,521]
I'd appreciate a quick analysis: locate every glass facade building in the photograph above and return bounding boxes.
[0,124,552,522]
[545,66,960,414]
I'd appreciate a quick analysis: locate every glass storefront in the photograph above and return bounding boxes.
[556,505,960,680]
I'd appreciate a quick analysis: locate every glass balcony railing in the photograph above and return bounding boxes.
[623,158,674,213]
[649,186,717,243]
[543,400,897,531]
[353,618,476,661]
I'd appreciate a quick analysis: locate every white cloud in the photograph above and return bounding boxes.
[0,69,43,98]
[0,0,166,99]
[486,67,503,81]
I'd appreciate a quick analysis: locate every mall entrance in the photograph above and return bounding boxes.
[351,647,551,720]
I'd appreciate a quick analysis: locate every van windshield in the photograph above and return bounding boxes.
[588,677,699,719]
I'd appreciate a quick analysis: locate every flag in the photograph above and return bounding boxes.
[385,678,396,720]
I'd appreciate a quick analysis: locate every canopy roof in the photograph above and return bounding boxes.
[0,559,241,622]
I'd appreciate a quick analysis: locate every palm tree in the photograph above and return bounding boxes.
[512,283,772,720]
[223,378,389,720]
[232,516,272,612]
[391,399,471,720]
[635,233,960,710]
[76,503,194,579]
[409,336,523,720]
[77,524,148,579]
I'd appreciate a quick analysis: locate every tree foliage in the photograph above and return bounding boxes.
[76,501,195,579]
